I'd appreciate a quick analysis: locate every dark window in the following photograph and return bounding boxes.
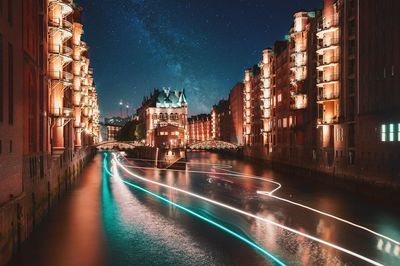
[9,140,12,153]
[8,0,12,25]
[0,140,2,154]
[0,34,3,122]
[8,43,13,124]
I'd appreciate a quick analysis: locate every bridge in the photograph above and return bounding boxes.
[188,140,238,151]
[95,141,142,150]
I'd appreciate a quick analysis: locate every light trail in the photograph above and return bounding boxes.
[112,153,384,266]
[124,157,400,247]
[103,154,286,266]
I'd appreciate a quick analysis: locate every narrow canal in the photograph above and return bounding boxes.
[10,152,400,266]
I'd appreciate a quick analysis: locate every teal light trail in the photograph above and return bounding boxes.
[102,153,287,266]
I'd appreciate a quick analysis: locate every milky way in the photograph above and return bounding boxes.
[76,0,321,117]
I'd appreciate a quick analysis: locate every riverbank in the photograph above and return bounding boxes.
[0,148,96,266]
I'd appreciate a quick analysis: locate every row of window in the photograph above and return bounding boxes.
[381,123,400,142]
[153,113,183,120]
[159,131,180,136]
[0,0,14,25]
[0,34,14,124]
[0,140,13,154]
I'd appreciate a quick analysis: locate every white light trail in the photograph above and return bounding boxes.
[126,158,400,248]
[113,153,384,266]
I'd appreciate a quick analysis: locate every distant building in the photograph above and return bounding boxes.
[211,99,231,142]
[144,88,188,148]
[188,114,212,143]
[103,116,129,141]
[243,65,264,157]
[229,83,244,145]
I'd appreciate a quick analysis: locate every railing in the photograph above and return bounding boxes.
[49,0,73,3]
[48,18,73,33]
[317,17,339,32]
[49,45,73,57]
[290,60,307,68]
[80,41,88,50]
[317,38,339,49]
[317,91,339,101]
[317,117,339,125]
[50,107,73,117]
[317,56,339,66]
[49,71,73,83]
[317,74,339,84]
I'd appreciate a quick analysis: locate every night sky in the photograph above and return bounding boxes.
[75,0,321,118]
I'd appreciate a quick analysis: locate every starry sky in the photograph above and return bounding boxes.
[75,0,321,117]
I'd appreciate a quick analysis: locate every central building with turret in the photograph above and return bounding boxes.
[144,88,188,148]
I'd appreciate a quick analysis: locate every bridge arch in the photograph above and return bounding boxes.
[188,140,238,150]
[95,141,139,150]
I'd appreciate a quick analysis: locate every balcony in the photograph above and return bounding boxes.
[48,18,73,40]
[290,60,307,69]
[317,92,339,102]
[50,107,73,118]
[80,41,88,50]
[317,18,339,35]
[317,116,339,126]
[49,71,73,87]
[49,45,73,63]
[48,0,73,16]
[317,56,339,69]
[316,38,339,53]
[316,74,339,86]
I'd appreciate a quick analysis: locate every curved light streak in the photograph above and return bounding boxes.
[112,153,384,266]
[125,157,400,247]
[103,154,286,266]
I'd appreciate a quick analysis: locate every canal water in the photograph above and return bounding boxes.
[10,152,400,266]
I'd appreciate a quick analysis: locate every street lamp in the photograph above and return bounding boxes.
[126,104,129,117]
[119,100,123,117]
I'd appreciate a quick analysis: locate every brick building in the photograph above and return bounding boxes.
[188,114,212,144]
[228,82,244,145]
[0,1,100,263]
[211,99,231,142]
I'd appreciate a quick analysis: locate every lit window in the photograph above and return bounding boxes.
[381,124,386,142]
[277,93,282,102]
[389,124,394,142]
[283,118,287,128]
[398,123,400,141]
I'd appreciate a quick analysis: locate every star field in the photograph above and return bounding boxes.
[76,0,321,117]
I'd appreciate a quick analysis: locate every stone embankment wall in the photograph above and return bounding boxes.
[0,148,96,266]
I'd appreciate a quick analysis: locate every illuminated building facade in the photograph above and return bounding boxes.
[196,0,399,182]
[228,82,244,145]
[288,11,318,164]
[145,88,188,148]
[270,41,291,161]
[211,99,231,142]
[188,114,212,144]
[0,1,99,263]
[243,66,264,157]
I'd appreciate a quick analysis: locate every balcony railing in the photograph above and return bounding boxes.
[317,56,339,67]
[48,18,73,34]
[317,18,339,32]
[49,0,74,15]
[317,74,339,84]
[49,71,73,84]
[317,38,339,50]
[49,45,73,57]
[50,107,73,118]
[317,117,339,125]
[290,60,307,68]
[317,92,339,101]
